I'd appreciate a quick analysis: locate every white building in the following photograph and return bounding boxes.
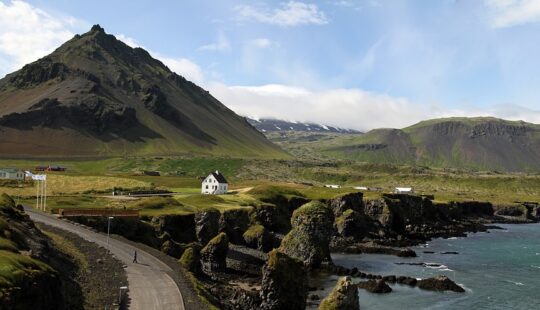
[0,168,25,181]
[201,171,229,195]
[353,186,369,190]
[394,187,413,194]
[325,184,341,189]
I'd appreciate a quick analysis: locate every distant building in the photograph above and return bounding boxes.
[201,171,229,195]
[353,186,369,190]
[394,187,413,194]
[0,168,25,181]
[325,184,341,189]
[35,165,66,172]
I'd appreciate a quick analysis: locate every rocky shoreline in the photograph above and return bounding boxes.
[68,191,539,309]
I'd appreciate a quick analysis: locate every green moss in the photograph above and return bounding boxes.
[179,247,201,274]
[291,201,332,223]
[243,224,265,239]
[0,250,55,287]
[205,232,228,248]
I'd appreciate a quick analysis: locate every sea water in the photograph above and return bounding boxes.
[312,224,540,309]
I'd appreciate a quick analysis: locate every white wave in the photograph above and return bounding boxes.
[531,265,540,269]
[447,237,458,240]
[505,280,525,286]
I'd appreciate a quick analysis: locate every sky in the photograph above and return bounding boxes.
[1,0,540,130]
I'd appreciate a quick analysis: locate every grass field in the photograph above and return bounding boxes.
[0,156,538,216]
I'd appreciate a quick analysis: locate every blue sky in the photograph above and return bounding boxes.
[1,0,540,130]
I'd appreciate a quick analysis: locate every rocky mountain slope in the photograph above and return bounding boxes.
[0,25,286,158]
[323,117,540,172]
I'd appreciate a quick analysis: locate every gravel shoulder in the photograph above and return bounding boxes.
[38,223,128,309]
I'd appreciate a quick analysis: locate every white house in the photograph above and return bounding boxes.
[201,171,229,195]
[394,187,413,194]
[0,168,25,181]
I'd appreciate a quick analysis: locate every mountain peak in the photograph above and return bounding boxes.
[90,24,105,33]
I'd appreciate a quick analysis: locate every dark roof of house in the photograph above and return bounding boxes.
[210,172,228,184]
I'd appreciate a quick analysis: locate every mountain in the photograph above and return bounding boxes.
[323,117,540,172]
[247,117,360,133]
[0,25,286,158]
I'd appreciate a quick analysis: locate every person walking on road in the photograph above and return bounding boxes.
[133,249,138,263]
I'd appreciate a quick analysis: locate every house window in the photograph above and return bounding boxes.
[205,185,208,189]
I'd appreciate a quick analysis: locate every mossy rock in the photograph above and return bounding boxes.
[260,249,307,310]
[179,246,201,274]
[279,201,334,267]
[318,276,359,310]
[243,224,275,252]
[200,232,229,273]
[195,208,220,246]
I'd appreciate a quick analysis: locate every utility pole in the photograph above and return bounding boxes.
[107,216,114,249]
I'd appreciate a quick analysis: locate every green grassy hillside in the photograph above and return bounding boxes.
[320,117,540,172]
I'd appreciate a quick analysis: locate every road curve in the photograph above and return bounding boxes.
[25,208,185,310]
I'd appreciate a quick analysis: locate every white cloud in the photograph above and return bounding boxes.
[208,83,540,131]
[208,83,432,131]
[159,57,204,84]
[198,33,231,52]
[235,1,328,27]
[485,0,540,28]
[116,34,140,48]
[251,38,273,48]
[0,0,81,77]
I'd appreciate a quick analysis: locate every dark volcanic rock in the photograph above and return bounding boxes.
[357,279,392,294]
[417,275,465,293]
[329,192,364,216]
[397,276,417,286]
[279,201,334,268]
[195,209,220,245]
[160,239,185,258]
[260,249,308,310]
[179,244,202,274]
[200,232,229,273]
[219,209,250,244]
[250,203,292,233]
[397,248,417,257]
[152,214,196,243]
[243,224,276,252]
[319,276,360,310]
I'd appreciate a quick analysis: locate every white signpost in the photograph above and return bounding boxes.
[25,171,47,211]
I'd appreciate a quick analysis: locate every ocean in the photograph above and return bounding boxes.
[312,224,540,309]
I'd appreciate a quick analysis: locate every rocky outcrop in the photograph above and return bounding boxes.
[260,249,308,310]
[160,238,185,258]
[195,209,220,245]
[329,192,364,216]
[243,224,276,252]
[279,201,334,268]
[417,275,465,293]
[179,244,202,274]
[357,279,392,294]
[250,204,292,233]
[318,276,359,310]
[152,214,196,243]
[219,209,250,244]
[200,232,229,273]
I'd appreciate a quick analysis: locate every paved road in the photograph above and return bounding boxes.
[25,208,185,310]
